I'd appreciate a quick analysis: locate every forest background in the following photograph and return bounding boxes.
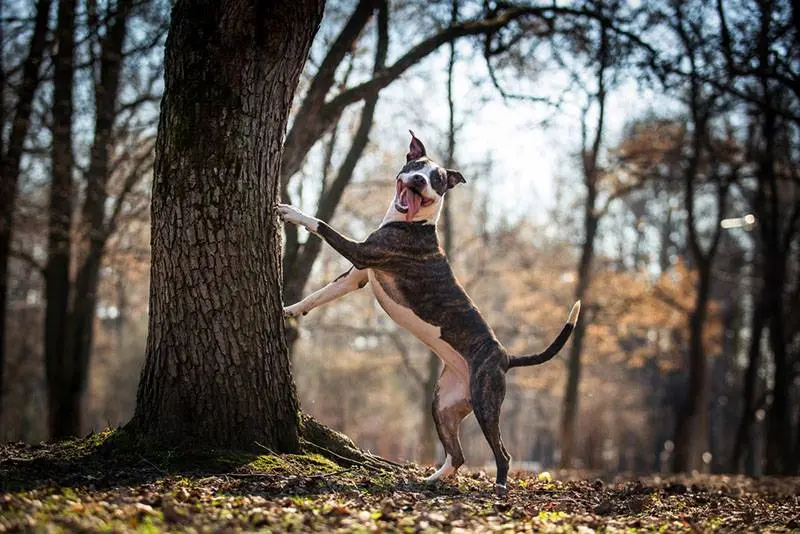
[1,0,798,477]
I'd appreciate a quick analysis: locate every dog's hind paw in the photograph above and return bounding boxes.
[494,484,508,497]
[424,455,455,484]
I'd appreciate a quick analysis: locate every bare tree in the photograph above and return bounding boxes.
[56,0,137,438]
[420,0,460,465]
[556,5,643,468]
[280,2,620,312]
[712,0,800,474]
[667,0,735,471]
[557,25,609,467]
[283,0,388,310]
[35,0,164,438]
[44,0,78,439]
[0,0,52,425]
[751,0,800,476]
[131,0,325,450]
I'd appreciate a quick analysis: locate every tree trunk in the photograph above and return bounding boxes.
[421,4,458,463]
[420,350,440,463]
[558,207,597,468]
[764,261,791,474]
[558,18,608,469]
[757,116,794,474]
[45,0,77,440]
[0,0,52,427]
[131,0,324,451]
[671,266,711,473]
[794,411,800,474]
[730,292,766,473]
[753,0,796,477]
[58,0,134,439]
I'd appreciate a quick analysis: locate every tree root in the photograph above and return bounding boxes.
[298,412,404,472]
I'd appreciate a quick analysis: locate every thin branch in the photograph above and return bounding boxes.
[10,249,45,275]
[652,285,689,314]
[284,0,389,301]
[281,4,605,185]
[483,50,557,105]
[389,332,426,389]
[103,144,154,241]
[598,179,646,217]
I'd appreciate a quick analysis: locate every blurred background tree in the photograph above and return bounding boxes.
[1,0,798,475]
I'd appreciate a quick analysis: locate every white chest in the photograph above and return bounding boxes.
[368,270,469,380]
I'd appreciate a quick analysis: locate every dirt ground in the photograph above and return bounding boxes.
[1,431,799,532]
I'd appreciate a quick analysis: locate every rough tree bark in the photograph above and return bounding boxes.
[130,0,325,451]
[45,0,77,440]
[0,0,52,427]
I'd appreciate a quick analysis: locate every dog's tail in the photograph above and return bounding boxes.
[507,301,581,369]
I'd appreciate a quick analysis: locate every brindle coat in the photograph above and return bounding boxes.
[278,132,579,496]
[317,220,513,488]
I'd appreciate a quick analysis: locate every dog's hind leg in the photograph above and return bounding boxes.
[425,365,471,484]
[471,366,511,496]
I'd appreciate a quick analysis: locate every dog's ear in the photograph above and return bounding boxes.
[445,169,466,190]
[406,130,427,162]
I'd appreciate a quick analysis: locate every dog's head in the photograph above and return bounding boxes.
[388,130,465,224]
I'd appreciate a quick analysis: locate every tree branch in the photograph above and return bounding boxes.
[653,285,689,315]
[281,4,605,186]
[280,0,377,190]
[10,249,45,275]
[389,332,426,390]
[284,0,389,303]
[103,143,154,242]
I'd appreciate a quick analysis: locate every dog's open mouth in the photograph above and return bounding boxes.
[395,180,433,222]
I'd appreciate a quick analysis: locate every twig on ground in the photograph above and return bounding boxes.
[138,455,167,474]
[253,441,278,456]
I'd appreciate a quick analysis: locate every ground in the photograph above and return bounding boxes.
[1,430,799,532]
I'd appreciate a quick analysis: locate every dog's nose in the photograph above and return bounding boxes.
[409,174,426,190]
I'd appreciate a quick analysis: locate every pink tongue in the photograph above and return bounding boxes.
[406,189,422,222]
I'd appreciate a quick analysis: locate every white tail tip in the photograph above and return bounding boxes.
[568,300,581,325]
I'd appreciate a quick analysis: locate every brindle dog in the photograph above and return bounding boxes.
[277,131,580,496]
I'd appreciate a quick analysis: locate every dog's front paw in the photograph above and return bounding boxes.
[276,203,308,227]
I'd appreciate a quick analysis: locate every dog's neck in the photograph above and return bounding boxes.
[380,197,443,227]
